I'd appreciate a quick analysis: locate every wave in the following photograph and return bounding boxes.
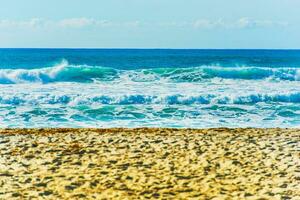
[0,60,299,84]
[1,92,299,106]
[0,60,119,84]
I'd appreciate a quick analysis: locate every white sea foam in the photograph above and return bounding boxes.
[0,60,300,84]
[0,60,299,128]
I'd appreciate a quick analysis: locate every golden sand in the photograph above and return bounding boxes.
[0,128,299,199]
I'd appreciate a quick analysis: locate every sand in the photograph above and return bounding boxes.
[0,128,299,199]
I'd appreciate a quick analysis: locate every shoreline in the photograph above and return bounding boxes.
[1,127,298,134]
[0,128,299,199]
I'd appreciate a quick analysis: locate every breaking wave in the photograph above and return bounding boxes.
[1,92,300,106]
[0,60,299,84]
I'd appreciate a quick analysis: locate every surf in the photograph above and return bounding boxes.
[0,60,119,84]
[1,92,300,106]
[0,60,299,84]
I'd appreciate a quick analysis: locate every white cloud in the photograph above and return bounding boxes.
[0,17,288,30]
[122,21,140,27]
[193,19,226,29]
[163,18,289,30]
[57,18,141,28]
[235,18,289,28]
[235,17,287,28]
[0,18,141,29]
[223,17,288,29]
[193,19,213,29]
[0,18,44,28]
[59,18,95,28]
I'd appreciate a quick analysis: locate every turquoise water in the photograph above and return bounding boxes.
[0,49,299,128]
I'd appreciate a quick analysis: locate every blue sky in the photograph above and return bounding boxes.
[0,0,299,48]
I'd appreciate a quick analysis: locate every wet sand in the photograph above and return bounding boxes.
[0,128,299,199]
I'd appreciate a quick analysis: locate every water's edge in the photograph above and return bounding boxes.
[1,127,299,135]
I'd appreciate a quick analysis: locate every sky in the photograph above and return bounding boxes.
[0,0,299,48]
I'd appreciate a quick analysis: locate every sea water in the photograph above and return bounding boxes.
[0,49,299,128]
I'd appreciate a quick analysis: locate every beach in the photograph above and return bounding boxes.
[0,128,299,199]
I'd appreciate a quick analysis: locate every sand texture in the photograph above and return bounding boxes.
[0,128,299,199]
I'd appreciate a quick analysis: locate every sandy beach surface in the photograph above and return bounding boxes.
[0,128,299,199]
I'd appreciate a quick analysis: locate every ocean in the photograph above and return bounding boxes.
[0,49,299,128]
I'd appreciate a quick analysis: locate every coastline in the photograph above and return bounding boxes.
[0,128,299,199]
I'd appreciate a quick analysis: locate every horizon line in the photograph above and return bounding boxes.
[0,47,300,50]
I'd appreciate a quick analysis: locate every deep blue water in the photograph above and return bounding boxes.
[0,49,299,128]
[1,49,300,69]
